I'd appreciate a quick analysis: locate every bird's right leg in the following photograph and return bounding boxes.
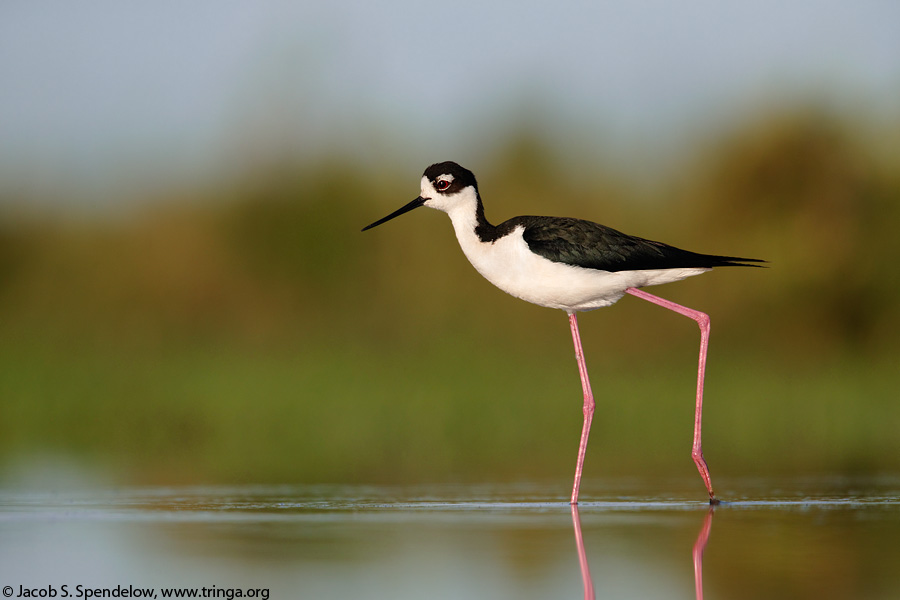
[625,287,718,504]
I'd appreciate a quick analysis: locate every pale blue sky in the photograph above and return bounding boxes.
[1,0,898,204]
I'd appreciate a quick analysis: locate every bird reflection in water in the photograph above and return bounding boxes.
[570,505,716,600]
[570,505,594,599]
[692,506,715,600]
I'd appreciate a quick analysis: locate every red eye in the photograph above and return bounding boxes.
[435,179,450,191]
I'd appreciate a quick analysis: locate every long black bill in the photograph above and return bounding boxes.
[361,196,426,231]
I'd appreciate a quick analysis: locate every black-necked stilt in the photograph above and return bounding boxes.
[362,161,763,504]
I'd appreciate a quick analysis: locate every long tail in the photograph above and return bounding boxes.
[703,255,767,268]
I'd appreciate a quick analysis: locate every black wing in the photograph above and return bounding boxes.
[507,216,764,272]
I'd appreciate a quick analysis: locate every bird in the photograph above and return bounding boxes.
[362,161,763,504]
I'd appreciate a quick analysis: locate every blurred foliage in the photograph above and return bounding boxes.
[690,110,900,352]
[1,107,899,486]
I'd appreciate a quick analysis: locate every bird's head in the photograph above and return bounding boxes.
[361,161,479,231]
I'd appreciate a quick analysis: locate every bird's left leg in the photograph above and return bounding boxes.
[568,311,595,505]
[625,287,718,504]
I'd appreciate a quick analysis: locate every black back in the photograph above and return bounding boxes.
[515,216,763,271]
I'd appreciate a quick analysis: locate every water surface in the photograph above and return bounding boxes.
[1,477,899,600]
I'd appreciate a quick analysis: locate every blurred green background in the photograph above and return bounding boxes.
[1,2,899,489]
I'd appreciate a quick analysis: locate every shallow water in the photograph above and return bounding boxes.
[1,477,899,600]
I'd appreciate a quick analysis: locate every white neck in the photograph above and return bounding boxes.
[423,186,484,256]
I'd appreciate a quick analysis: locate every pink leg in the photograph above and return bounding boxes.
[568,311,595,505]
[625,287,718,504]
